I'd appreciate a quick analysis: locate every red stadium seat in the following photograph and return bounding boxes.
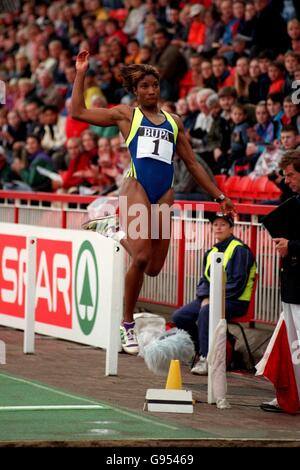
[224,176,241,201]
[239,177,257,201]
[214,174,227,193]
[234,176,254,201]
[264,180,282,201]
[251,176,269,201]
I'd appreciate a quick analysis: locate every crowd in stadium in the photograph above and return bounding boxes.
[0,0,300,201]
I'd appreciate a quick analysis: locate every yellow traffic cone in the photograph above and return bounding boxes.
[165,359,182,390]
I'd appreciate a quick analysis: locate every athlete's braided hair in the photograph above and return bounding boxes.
[120,64,160,94]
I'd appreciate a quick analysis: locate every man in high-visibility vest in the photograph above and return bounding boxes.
[172,212,256,375]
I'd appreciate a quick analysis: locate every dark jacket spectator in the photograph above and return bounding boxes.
[150,28,187,101]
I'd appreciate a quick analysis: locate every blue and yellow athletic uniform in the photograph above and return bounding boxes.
[125,107,178,204]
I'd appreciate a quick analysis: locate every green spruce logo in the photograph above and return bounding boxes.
[75,241,99,335]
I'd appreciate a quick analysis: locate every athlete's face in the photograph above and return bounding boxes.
[135,74,160,106]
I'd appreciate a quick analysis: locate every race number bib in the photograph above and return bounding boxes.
[136,126,174,164]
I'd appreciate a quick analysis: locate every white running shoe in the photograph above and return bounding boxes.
[120,322,139,355]
[82,215,125,242]
[191,356,208,375]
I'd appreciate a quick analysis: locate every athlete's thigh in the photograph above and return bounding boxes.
[119,177,152,258]
[146,188,174,274]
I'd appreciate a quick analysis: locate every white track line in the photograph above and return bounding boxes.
[0,405,105,411]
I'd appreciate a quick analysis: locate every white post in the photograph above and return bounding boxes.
[0,340,6,364]
[105,242,124,375]
[207,252,224,404]
[23,236,36,354]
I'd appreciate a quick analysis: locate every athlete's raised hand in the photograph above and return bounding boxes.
[219,197,237,217]
[75,50,90,73]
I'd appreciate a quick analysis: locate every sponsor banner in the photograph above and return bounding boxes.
[0,223,123,349]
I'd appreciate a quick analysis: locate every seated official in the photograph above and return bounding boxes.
[172,212,257,375]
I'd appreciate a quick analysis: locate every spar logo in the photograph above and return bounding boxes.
[0,235,72,328]
[75,241,99,335]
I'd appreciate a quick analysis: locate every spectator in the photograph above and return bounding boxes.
[268,62,285,95]
[202,6,224,57]
[218,0,239,52]
[88,96,119,138]
[140,45,153,65]
[57,137,95,193]
[184,89,201,132]
[150,28,188,101]
[84,69,105,109]
[200,59,216,90]
[246,101,277,169]
[211,55,235,91]
[136,14,159,48]
[15,52,31,79]
[267,126,300,202]
[251,125,299,179]
[248,58,266,104]
[283,51,300,96]
[251,0,290,56]
[229,103,250,175]
[179,54,203,98]
[0,145,16,188]
[235,56,251,102]
[185,4,206,53]
[105,18,128,47]
[65,98,89,139]
[167,7,188,45]
[208,88,236,174]
[238,0,257,46]
[266,92,284,140]
[10,135,54,192]
[5,110,27,151]
[281,96,300,134]
[173,150,216,201]
[125,39,142,65]
[24,101,44,140]
[123,0,147,37]
[107,143,131,196]
[259,151,300,413]
[287,18,300,45]
[14,78,38,112]
[35,44,57,76]
[36,70,64,109]
[189,88,215,159]
[81,129,99,164]
[172,212,256,376]
[41,105,66,170]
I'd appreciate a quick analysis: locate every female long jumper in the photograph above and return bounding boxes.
[71,50,235,355]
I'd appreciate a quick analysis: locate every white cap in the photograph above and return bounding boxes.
[189,4,204,18]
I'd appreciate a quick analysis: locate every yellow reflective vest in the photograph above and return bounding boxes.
[204,239,256,302]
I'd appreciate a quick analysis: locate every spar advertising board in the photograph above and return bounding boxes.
[0,223,124,349]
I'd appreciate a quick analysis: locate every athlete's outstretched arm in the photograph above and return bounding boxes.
[174,115,236,214]
[71,50,128,127]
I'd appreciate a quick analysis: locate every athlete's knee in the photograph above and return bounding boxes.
[132,253,151,271]
[145,265,162,277]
